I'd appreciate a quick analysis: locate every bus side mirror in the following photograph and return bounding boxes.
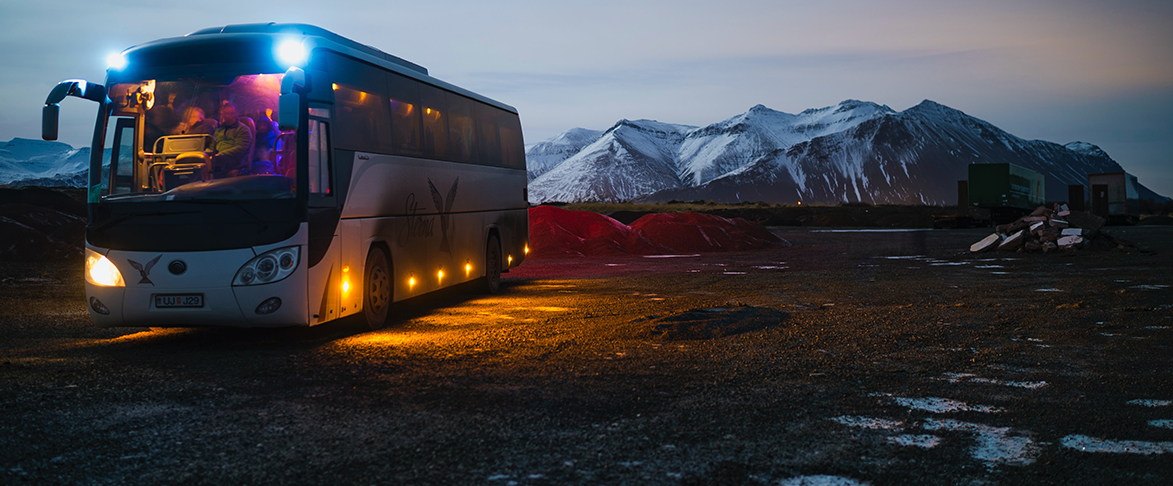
[278,93,300,131]
[278,66,309,131]
[43,104,60,141]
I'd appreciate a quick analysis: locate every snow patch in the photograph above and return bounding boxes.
[923,419,1038,466]
[1128,399,1172,407]
[830,415,904,430]
[874,393,1003,413]
[887,434,941,449]
[779,476,870,486]
[1061,435,1173,455]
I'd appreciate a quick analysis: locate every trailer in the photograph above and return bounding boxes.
[1088,172,1140,225]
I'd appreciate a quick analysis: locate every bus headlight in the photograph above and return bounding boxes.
[234,246,299,286]
[85,248,125,287]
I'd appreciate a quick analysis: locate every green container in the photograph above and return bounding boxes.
[967,163,1045,209]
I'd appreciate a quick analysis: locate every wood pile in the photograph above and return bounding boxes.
[969,205,1134,253]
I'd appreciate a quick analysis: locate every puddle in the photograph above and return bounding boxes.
[1061,435,1173,455]
[830,416,904,430]
[1130,285,1169,290]
[643,254,700,259]
[1035,288,1063,292]
[989,272,1010,275]
[887,434,941,449]
[883,255,927,260]
[923,419,1038,466]
[811,229,932,233]
[1127,399,1172,407]
[754,265,790,270]
[1150,420,1173,429]
[975,265,1004,269]
[722,272,747,275]
[604,263,626,267]
[930,262,970,266]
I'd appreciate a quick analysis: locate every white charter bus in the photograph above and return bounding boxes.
[42,23,529,329]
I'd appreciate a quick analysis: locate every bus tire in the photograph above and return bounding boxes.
[482,234,502,294]
[363,247,392,330]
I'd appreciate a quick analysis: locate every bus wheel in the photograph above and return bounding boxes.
[482,235,502,294]
[363,248,392,330]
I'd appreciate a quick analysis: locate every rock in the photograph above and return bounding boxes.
[1025,240,1042,251]
[998,230,1025,251]
[1058,235,1084,248]
[970,233,1002,253]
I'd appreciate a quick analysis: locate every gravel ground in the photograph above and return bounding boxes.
[1,227,1171,485]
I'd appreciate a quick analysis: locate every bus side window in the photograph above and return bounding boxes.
[419,85,448,160]
[499,112,524,170]
[388,72,421,157]
[446,93,476,164]
[475,104,502,167]
[308,120,332,195]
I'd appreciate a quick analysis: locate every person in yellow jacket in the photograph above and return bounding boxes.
[211,103,253,178]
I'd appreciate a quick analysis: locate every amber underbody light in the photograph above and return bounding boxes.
[342,266,351,293]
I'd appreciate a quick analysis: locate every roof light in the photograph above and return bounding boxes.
[276,39,308,68]
[106,52,127,71]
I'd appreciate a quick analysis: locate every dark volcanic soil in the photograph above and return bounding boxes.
[2,227,1172,485]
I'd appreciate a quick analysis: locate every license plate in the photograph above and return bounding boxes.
[155,294,204,308]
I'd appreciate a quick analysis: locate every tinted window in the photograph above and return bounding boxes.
[446,93,476,164]
[419,84,448,160]
[387,72,421,157]
[328,54,393,154]
[498,111,525,169]
[475,104,503,167]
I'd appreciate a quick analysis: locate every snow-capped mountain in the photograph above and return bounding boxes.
[527,100,1167,204]
[0,138,104,188]
[526,128,603,182]
[527,119,695,203]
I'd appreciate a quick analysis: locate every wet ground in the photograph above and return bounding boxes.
[2,227,1172,485]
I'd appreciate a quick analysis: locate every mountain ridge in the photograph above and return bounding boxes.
[526,100,1168,204]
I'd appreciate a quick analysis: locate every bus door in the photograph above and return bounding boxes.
[305,115,342,324]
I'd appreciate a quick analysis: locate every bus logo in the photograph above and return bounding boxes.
[427,177,459,253]
[127,255,163,285]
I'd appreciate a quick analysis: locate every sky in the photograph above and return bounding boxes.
[2,0,1171,195]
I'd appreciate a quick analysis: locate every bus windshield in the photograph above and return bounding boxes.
[102,74,296,202]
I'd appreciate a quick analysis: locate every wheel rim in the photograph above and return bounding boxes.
[487,240,501,291]
[368,264,390,313]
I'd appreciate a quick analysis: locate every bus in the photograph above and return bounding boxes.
[42,23,529,329]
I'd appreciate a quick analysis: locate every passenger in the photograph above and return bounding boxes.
[178,106,216,136]
[211,103,254,178]
[144,91,180,151]
[253,109,279,153]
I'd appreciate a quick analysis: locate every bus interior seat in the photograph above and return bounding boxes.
[150,134,213,191]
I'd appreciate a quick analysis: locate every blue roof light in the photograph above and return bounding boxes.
[106,52,127,71]
[276,39,308,68]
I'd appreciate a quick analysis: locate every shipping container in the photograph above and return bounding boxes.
[1088,172,1140,224]
[967,163,1045,209]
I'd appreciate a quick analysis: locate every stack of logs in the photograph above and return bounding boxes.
[970,205,1133,253]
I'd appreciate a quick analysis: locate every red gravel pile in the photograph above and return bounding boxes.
[528,205,785,257]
